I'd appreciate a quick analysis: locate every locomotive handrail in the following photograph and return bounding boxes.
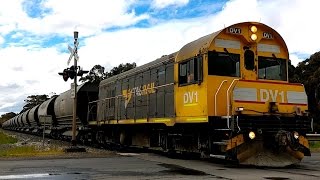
[226,79,239,129]
[214,80,227,116]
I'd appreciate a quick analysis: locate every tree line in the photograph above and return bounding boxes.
[288,52,320,131]
[79,62,136,83]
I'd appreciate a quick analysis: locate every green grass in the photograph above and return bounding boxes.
[0,131,63,157]
[310,141,320,149]
[0,145,64,157]
[0,131,18,144]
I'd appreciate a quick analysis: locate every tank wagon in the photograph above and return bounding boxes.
[3,82,98,139]
[53,83,98,139]
[2,22,312,167]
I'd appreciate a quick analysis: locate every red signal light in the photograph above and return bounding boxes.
[58,69,69,81]
[63,69,69,81]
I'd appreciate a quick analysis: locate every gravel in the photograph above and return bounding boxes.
[0,129,117,160]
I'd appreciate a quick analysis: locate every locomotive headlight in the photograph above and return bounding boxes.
[249,131,256,140]
[236,107,244,112]
[293,131,299,139]
[250,34,257,41]
[250,26,258,33]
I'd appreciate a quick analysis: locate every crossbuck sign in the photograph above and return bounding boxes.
[67,41,79,65]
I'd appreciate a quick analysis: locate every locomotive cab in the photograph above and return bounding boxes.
[175,22,312,166]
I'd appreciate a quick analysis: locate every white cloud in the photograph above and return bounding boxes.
[0,46,70,98]
[152,0,189,9]
[290,54,304,67]
[0,0,149,37]
[22,0,149,36]
[80,17,209,71]
[264,0,320,55]
[0,35,4,44]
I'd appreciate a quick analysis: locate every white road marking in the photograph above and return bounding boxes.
[0,173,50,179]
[117,153,140,156]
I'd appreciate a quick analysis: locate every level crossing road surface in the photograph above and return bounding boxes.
[0,152,319,180]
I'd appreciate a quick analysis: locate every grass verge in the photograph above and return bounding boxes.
[310,141,320,153]
[0,131,18,144]
[1,130,63,158]
[0,145,64,157]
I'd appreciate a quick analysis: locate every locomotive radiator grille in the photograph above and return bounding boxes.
[237,115,312,133]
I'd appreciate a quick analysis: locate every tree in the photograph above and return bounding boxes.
[292,51,320,131]
[80,62,137,84]
[106,62,136,78]
[288,60,300,83]
[21,94,49,113]
[79,64,106,83]
[0,112,16,126]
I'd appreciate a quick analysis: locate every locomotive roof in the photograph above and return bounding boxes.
[100,52,176,86]
[176,21,288,62]
[100,22,288,86]
[176,30,222,61]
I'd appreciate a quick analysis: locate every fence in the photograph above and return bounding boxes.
[306,134,320,141]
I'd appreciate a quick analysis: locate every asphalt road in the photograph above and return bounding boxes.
[0,152,319,180]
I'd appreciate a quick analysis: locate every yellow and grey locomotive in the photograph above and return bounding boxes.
[3,22,312,167]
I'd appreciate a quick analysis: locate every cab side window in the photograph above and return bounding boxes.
[208,51,240,77]
[179,57,202,85]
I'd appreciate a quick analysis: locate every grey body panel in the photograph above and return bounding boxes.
[98,53,175,121]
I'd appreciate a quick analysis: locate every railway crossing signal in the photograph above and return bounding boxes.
[77,68,89,76]
[58,65,88,81]
[58,31,87,152]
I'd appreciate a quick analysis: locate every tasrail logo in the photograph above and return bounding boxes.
[122,82,156,108]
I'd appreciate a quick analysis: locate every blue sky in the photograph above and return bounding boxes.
[0,0,319,115]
